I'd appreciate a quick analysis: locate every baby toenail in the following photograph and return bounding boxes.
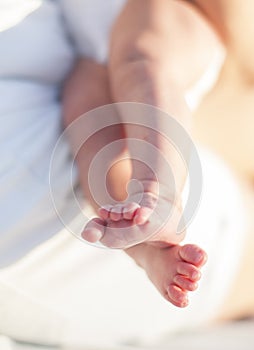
[195,252,204,263]
[82,229,102,243]
[180,298,189,307]
[193,271,201,280]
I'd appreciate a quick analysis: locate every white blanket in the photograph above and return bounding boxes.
[0,0,247,348]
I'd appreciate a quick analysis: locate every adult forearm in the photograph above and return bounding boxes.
[109,0,221,90]
[108,0,221,194]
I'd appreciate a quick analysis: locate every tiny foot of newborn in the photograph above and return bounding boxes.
[82,193,183,248]
[144,243,207,307]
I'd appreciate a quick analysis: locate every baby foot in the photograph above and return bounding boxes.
[82,192,184,249]
[144,243,207,307]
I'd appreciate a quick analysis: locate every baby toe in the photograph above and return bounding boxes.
[166,284,189,308]
[98,205,112,220]
[133,207,153,225]
[176,262,202,281]
[122,202,140,220]
[179,244,208,267]
[173,275,198,292]
[110,205,123,221]
[82,218,105,243]
[82,229,103,243]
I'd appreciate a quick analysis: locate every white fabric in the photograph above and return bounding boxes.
[0,0,126,267]
[60,0,126,63]
[0,0,247,348]
[0,147,247,348]
[1,322,254,350]
[0,0,225,266]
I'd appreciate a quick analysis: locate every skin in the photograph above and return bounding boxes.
[83,0,218,252]
[63,58,208,308]
[63,0,218,307]
[63,0,254,314]
[81,0,221,249]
